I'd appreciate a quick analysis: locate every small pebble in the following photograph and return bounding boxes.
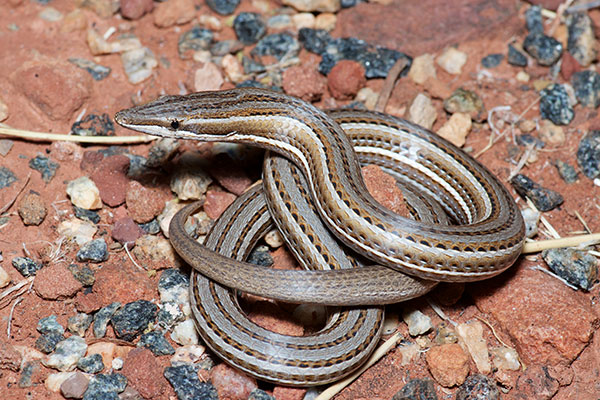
[577,131,600,179]
[490,346,521,371]
[93,302,121,338]
[60,371,89,399]
[392,378,437,400]
[153,0,196,28]
[402,309,432,336]
[67,264,95,287]
[67,313,93,336]
[164,365,218,400]
[247,245,274,266]
[523,33,563,66]
[436,47,467,75]
[29,155,59,183]
[68,58,111,81]
[35,332,65,354]
[71,113,114,137]
[170,152,213,200]
[567,12,597,67]
[77,353,104,373]
[233,12,266,45]
[554,159,578,183]
[408,53,436,85]
[0,266,10,288]
[455,374,499,400]
[510,174,564,211]
[264,230,284,248]
[39,6,63,21]
[0,139,13,156]
[539,120,565,145]
[67,177,102,210]
[42,336,88,372]
[571,70,600,108]
[267,14,293,30]
[12,257,42,277]
[436,112,471,147]
[516,133,544,149]
[252,33,300,61]
[542,248,598,290]
[481,53,503,68]
[508,44,528,67]
[298,27,331,55]
[112,357,124,370]
[292,12,315,30]
[157,301,186,328]
[146,137,180,168]
[121,47,158,84]
[0,166,17,188]
[170,344,206,365]
[110,300,158,341]
[74,206,100,224]
[76,238,108,263]
[18,191,47,226]
[158,269,190,305]
[282,0,341,12]
[171,319,200,345]
[121,0,154,19]
[138,331,175,355]
[328,60,366,99]
[83,373,128,399]
[443,88,486,122]
[222,54,245,83]
[539,84,574,125]
[57,218,97,245]
[38,315,64,335]
[205,0,239,15]
[408,93,437,130]
[210,40,244,57]
[249,389,276,400]
[525,5,543,34]
[456,322,490,374]
[521,207,541,238]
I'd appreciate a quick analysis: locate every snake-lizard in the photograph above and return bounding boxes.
[115,88,525,385]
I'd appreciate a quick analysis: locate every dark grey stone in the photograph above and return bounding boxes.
[392,378,438,400]
[138,330,175,356]
[205,0,239,15]
[571,70,600,108]
[77,353,105,373]
[164,365,218,400]
[12,257,42,277]
[510,174,564,212]
[110,300,158,342]
[577,130,600,178]
[507,44,528,67]
[542,248,598,290]
[74,206,100,224]
[0,167,17,189]
[76,239,108,263]
[233,12,266,45]
[29,154,59,183]
[523,33,563,66]
[93,302,121,338]
[456,374,499,400]
[252,33,300,61]
[481,53,504,68]
[554,160,579,183]
[539,84,574,125]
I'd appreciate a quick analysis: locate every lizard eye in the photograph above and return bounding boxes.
[170,120,179,130]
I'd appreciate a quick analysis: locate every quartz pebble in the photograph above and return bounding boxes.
[170,152,213,200]
[456,321,490,374]
[539,120,565,145]
[282,0,341,12]
[171,344,206,365]
[521,207,541,238]
[436,47,467,75]
[436,112,471,147]
[43,336,88,372]
[408,93,437,130]
[402,309,432,336]
[490,346,521,371]
[47,372,78,393]
[57,218,97,245]
[194,62,224,91]
[264,229,284,248]
[0,266,10,288]
[121,47,158,84]
[67,177,102,210]
[171,319,200,345]
[408,53,436,85]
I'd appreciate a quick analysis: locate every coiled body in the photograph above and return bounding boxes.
[115,88,525,385]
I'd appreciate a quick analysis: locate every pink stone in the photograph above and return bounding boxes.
[210,363,258,400]
[91,155,130,207]
[282,65,327,102]
[327,60,366,100]
[272,387,307,400]
[120,0,154,20]
[425,343,469,387]
[125,181,167,223]
[153,0,196,27]
[121,348,167,399]
[112,217,145,245]
[471,265,598,365]
[0,340,22,372]
[33,263,83,300]
[207,155,253,196]
[203,190,237,219]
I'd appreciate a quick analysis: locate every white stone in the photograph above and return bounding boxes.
[355,87,378,110]
[264,229,284,248]
[436,47,467,75]
[456,321,491,374]
[198,14,222,31]
[46,372,77,392]
[437,112,472,147]
[282,0,341,12]
[398,342,420,366]
[111,357,124,370]
[66,177,102,210]
[121,47,158,84]
[408,93,437,129]
[43,336,87,372]
[521,207,540,238]
[490,346,521,371]
[171,319,199,345]
[194,62,224,92]
[221,54,244,84]
[0,266,10,288]
[402,309,432,336]
[516,71,530,82]
[57,218,97,245]
[170,152,213,201]
[171,344,206,364]
[292,12,315,30]
[157,200,187,238]
[314,13,336,31]
[408,53,437,85]
[87,28,142,56]
[39,7,63,22]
